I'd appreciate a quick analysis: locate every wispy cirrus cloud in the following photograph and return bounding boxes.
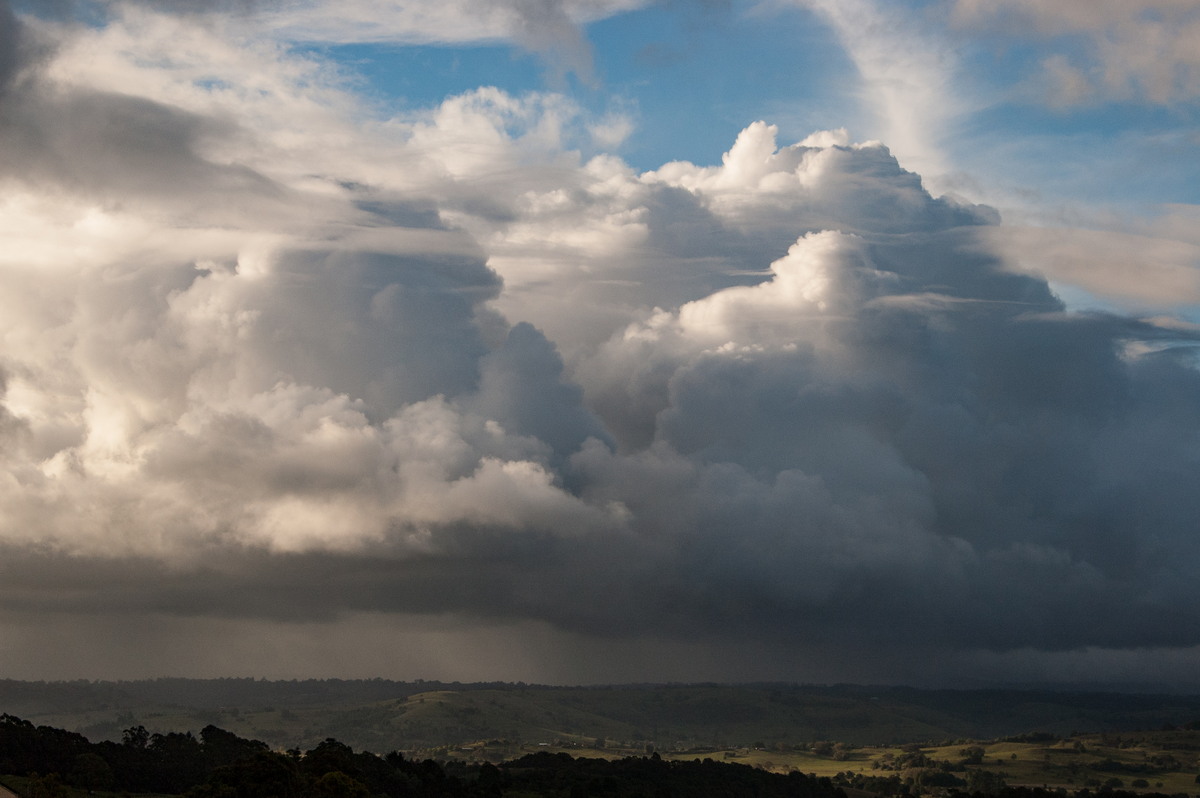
[790,0,964,182]
[257,0,649,83]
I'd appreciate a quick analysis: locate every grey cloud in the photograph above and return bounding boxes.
[0,2,23,91]
[238,246,501,418]
[129,0,264,12]
[951,0,1200,105]
[0,85,286,216]
[14,0,267,18]
[469,322,612,462]
[506,0,596,85]
[0,3,293,219]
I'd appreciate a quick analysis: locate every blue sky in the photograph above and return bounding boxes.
[2,0,1200,685]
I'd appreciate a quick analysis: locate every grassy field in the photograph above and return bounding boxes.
[451,729,1200,794]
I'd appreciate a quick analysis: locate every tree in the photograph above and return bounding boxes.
[69,752,114,790]
[959,746,986,765]
[966,769,1007,795]
[301,739,357,780]
[26,773,69,798]
[123,725,150,749]
[310,771,370,798]
[193,751,300,798]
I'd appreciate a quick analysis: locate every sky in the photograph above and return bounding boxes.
[2,0,1200,688]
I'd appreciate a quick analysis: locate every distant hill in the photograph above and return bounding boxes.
[4,679,1200,754]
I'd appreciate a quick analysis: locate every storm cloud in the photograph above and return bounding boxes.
[1,0,1199,685]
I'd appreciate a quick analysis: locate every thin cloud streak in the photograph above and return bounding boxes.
[258,0,649,83]
[794,0,962,183]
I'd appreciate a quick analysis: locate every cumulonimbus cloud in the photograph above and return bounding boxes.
[2,0,1200,683]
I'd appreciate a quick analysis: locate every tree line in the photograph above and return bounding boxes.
[0,713,847,797]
